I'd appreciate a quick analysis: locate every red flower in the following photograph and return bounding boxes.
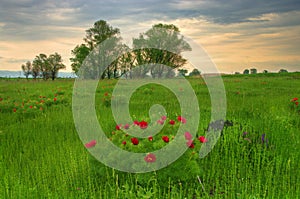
[0,98,3,101]
[131,137,139,145]
[157,119,164,125]
[148,136,153,141]
[53,97,57,102]
[184,132,192,140]
[133,120,139,126]
[161,115,167,121]
[116,124,121,130]
[85,140,97,148]
[169,120,175,125]
[13,108,17,112]
[296,101,299,106]
[139,120,148,129]
[40,107,43,111]
[144,153,156,163]
[122,141,126,145]
[162,136,169,143]
[292,97,298,102]
[198,136,207,143]
[177,116,187,124]
[124,124,130,129]
[29,105,33,109]
[186,140,195,148]
[104,92,109,96]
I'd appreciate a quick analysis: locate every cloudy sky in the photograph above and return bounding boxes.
[0,0,300,73]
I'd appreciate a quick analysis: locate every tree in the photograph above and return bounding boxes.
[70,44,90,75]
[33,54,50,80]
[70,20,123,78]
[279,69,288,73]
[31,62,40,79]
[48,53,66,80]
[189,69,201,76]
[243,69,250,74]
[21,61,32,79]
[132,23,191,78]
[263,70,268,73]
[250,68,257,74]
[178,69,188,77]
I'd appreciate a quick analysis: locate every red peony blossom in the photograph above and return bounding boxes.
[53,97,57,102]
[296,101,299,106]
[144,153,156,163]
[116,124,121,130]
[122,141,126,145]
[184,132,192,140]
[29,105,33,109]
[148,136,153,141]
[162,136,169,143]
[169,120,175,125]
[139,120,148,129]
[133,120,140,126]
[186,140,195,148]
[124,124,130,129]
[157,119,164,125]
[198,136,207,143]
[13,108,17,112]
[292,97,298,102]
[161,115,167,121]
[85,140,97,148]
[131,137,139,145]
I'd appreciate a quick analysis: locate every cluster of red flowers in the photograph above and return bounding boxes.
[85,115,208,164]
[291,97,299,106]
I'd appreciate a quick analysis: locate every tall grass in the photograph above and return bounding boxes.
[0,73,300,198]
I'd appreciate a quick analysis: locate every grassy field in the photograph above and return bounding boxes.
[0,72,300,198]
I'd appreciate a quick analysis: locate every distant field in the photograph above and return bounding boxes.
[0,73,300,198]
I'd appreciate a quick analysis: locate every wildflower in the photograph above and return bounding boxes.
[133,120,139,126]
[148,136,153,141]
[169,120,175,125]
[292,97,298,102]
[131,137,139,145]
[161,115,167,121]
[122,141,126,145]
[53,97,57,102]
[139,120,148,129]
[198,136,207,143]
[296,102,299,106]
[29,105,33,109]
[162,136,169,143]
[243,132,248,136]
[116,124,121,130]
[157,119,164,125]
[184,132,192,140]
[186,140,194,148]
[104,92,109,96]
[124,124,130,129]
[13,108,17,112]
[85,140,97,148]
[177,116,186,124]
[144,153,156,163]
[0,98,3,101]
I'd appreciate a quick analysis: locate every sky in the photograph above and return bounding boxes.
[0,0,300,74]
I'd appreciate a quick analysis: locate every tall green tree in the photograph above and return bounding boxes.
[132,23,191,78]
[70,20,123,78]
[189,68,201,76]
[33,54,50,80]
[21,61,32,79]
[48,53,66,80]
[70,44,90,74]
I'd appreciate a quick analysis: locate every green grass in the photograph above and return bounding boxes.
[0,73,300,198]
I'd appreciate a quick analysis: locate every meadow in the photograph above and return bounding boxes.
[0,72,300,198]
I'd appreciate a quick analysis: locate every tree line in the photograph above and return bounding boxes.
[21,20,202,80]
[21,53,65,80]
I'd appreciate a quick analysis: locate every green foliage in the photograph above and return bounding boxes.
[1,73,300,198]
